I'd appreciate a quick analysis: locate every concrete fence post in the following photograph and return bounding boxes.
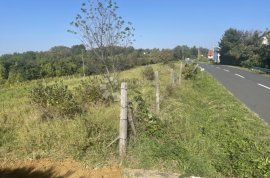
[170,68,173,84]
[120,82,128,157]
[155,71,160,114]
[179,62,182,84]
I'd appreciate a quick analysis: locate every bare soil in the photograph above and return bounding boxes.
[0,158,123,178]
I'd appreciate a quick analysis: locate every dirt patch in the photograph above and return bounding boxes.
[123,168,181,178]
[0,158,123,178]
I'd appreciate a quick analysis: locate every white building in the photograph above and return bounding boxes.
[262,30,270,45]
[262,37,269,45]
[213,46,220,63]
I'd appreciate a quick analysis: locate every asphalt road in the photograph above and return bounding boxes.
[198,63,270,125]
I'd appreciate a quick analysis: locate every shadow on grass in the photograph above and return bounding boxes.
[0,167,78,178]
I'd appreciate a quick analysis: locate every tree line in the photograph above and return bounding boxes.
[0,45,208,84]
[219,28,270,68]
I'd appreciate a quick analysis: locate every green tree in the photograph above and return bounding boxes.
[182,45,191,59]
[25,60,40,80]
[141,53,150,65]
[160,49,173,64]
[71,44,86,55]
[128,51,138,67]
[0,64,6,84]
[219,28,241,65]
[190,46,197,58]
[48,46,72,58]
[126,46,135,54]
[219,28,270,68]
[199,47,209,57]
[137,48,144,57]
[0,48,85,83]
[150,48,161,64]
[173,45,182,60]
[151,48,160,63]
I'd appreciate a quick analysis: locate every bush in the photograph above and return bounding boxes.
[182,64,199,80]
[240,54,261,68]
[141,66,154,80]
[75,78,113,104]
[30,81,81,119]
[30,78,115,120]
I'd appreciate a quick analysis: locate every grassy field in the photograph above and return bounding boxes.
[1,62,270,177]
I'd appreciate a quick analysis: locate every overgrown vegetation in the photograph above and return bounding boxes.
[30,81,81,119]
[1,62,270,177]
[30,78,115,120]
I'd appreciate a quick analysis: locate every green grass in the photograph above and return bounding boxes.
[1,62,270,177]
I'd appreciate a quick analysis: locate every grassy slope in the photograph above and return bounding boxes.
[0,62,270,177]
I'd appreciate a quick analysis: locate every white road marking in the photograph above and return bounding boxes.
[258,83,270,90]
[216,67,220,69]
[211,65,214,67]
[224,69,230,72]
[235,74,245,78]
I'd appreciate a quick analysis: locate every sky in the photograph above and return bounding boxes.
[0,0,269,56]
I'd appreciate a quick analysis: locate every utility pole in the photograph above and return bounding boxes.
[82,49,85,77]
[197,47,200,61]
[213,45,215,62]
[182,46,184,60]
[150,50,152,64]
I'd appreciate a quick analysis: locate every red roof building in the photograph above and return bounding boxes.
[208,50,213,59]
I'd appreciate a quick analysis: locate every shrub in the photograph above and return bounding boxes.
[141,66,154,80]
[30,77,115,120]
[182,64,199,80]
[30,81,81,119]
[240,54,262,68]
[75,78,113,104]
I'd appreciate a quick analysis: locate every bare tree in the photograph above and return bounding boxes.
[68,0,135,91]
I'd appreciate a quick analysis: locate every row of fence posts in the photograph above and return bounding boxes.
[117,62,183,157]
[7,62,185,157]
[3,62,191,157]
